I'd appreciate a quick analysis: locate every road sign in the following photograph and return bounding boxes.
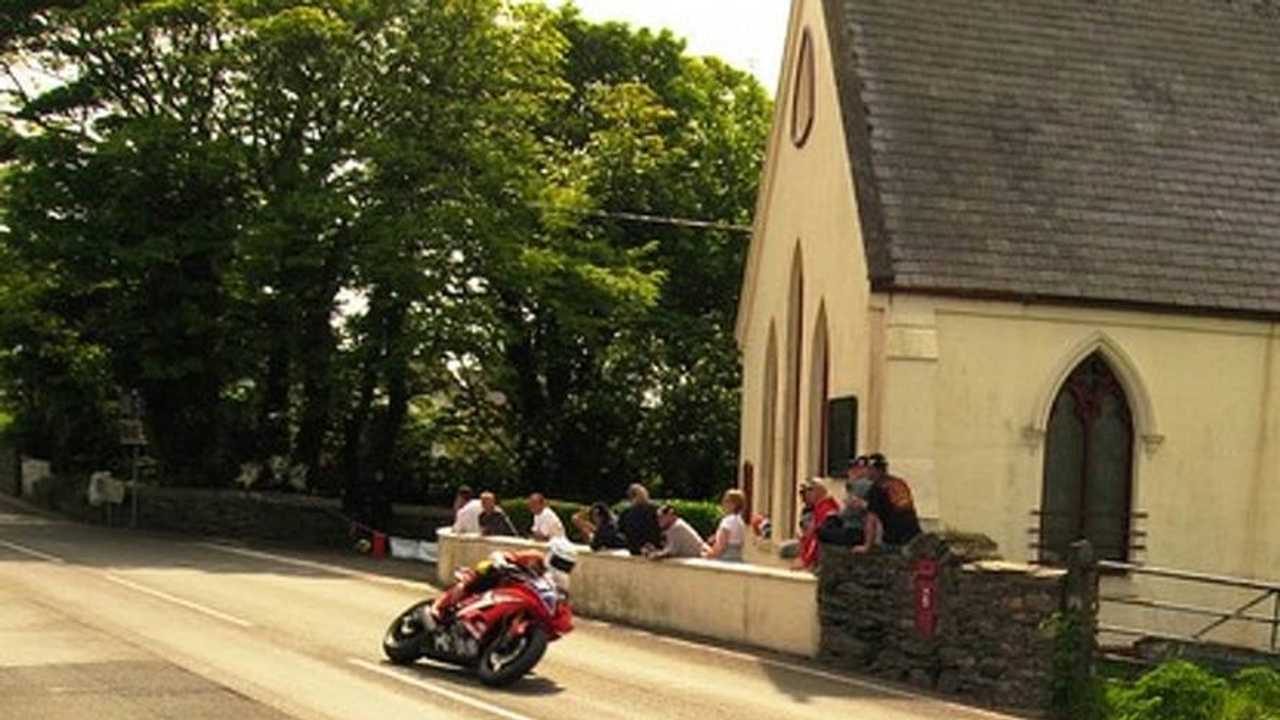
[119,419,147,446]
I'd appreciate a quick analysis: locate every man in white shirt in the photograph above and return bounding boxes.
[451,486,482,535]
[528,493,565,541]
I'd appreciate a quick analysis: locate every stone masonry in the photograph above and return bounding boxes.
[818,534,1070,712]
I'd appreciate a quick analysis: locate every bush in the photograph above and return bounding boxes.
[610,498,724,539]
[499,498,587,543]
[1225,667,1280,720]
[1106,661,1226,720]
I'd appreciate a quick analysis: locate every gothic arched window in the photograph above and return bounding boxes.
[1040,353,1135,563]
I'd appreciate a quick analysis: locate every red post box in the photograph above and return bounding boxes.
[912,558,940,638]
[371,531,388,559]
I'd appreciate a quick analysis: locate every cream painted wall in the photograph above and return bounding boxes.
[737,0,875,540]
[878,295,1280,648]
[437,531,821,657]
[734,0,1280,648]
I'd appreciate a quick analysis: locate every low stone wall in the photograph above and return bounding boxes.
[24,476,453,548]
[438,530,821,657]
[819,536,1069,712]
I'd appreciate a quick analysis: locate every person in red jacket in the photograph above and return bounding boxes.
[793,479,840,571]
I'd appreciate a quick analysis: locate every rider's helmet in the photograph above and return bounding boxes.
[545,537,577,592]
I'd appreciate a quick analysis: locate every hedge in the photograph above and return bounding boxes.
[494,497,726,544]
[500,498,589,543]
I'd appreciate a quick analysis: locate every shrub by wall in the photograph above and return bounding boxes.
[1105,662,1280,720]
[499,498,587,542]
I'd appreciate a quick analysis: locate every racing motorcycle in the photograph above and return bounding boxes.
[382,541,576,687]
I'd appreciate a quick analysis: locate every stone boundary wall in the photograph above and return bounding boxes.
[24,475,453,548]
[819,535,1072,712]
[438,530,821,657]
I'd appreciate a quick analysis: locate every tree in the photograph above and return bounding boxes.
[0,0,772,508]
[455,8,771,501]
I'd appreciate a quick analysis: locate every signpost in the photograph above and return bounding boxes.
[118,391,147,528]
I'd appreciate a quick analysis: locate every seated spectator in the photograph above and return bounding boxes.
[572,502,628,551]
[451,485,482,535]
[792,478,840,571]
[619,483,663,556]
[703,489,747,562]
[778,489,817,561]
[865,453,922,548]
[817,458,882,553]
[479,492,517,537]
[646,505,708,560]
[749,512,772,540]
[528,492,566,541]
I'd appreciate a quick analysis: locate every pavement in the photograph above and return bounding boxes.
[0,496,1021,720]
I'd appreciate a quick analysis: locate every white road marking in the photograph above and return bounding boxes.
[0,539,65,563]
[0,537,254,629]
[348,658,536,720]
[99,573,254,628]
[200,542,431,592]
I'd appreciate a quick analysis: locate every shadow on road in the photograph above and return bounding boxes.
[0,499,437,588]
[399,660,566,697]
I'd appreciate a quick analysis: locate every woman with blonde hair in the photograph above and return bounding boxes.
[703,489,747,562]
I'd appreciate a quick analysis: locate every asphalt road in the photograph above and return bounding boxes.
[0,500,1017,720]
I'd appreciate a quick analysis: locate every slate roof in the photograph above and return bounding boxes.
[822,0,1280,316]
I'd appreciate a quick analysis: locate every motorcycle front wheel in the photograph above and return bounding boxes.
[383,600,431,665]
[476,626,548,687]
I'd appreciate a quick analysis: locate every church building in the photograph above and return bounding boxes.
[736,0,1280,643]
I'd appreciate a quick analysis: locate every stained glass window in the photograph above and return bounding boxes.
[1040,353,1134,563]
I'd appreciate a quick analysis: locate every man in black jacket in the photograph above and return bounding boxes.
[618,483,662,556]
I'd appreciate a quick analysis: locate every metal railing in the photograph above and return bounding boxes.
[1026,509,1148,564]
[1097,560,1280,655]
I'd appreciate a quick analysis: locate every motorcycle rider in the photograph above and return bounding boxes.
[429,538,577,623]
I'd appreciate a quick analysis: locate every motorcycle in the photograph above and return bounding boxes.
[382,566,574,687]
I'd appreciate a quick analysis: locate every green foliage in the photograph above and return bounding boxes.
[1107,661,1227,720]
[610,498,722,539]
[0,0,771,513]
[1225,667,1280,720]
[1101,661,1280,720]
[1043,610,1107,720]
[499,498,588,543]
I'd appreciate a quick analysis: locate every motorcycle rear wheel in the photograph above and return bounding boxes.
[383,600,430,665]
[476,626,548,687]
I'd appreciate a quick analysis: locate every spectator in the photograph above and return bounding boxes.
[779,486,817,561]
[572,502,628,551]
[479,492,517,537]
[528,493,566,541]
[817,458,881,553]
[703,489,747,562]
[618,483,662,556]
[865,453,922,548]
[792,479,840,571]
[451,485,482,535]
[646,505,708,559]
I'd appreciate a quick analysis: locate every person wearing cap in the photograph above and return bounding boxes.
[793,478,840,571]
[864,453,922,547]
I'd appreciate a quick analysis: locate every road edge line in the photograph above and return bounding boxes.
[99,572,255,628]
[0,538,65,563]
[348,658,535,720]
[200,542,431,592]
